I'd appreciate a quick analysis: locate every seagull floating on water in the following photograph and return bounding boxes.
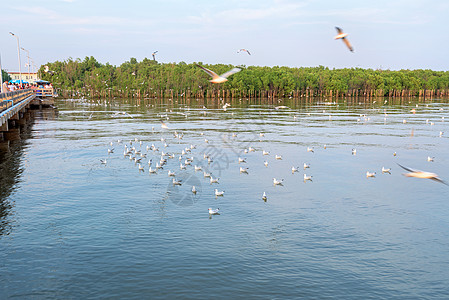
[209,208,220,215]
[262,192,267,202]
[382,167,391,174]
[366,171,376,178]
[240,167,249,174]
[215,189,225,197]
[273,178,284,186]
[304,174,313,182]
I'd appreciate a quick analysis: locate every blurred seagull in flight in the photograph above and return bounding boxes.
[334,27,354,52]
[397,164,447,185]
[161,120,169,129]
[237,49,251,55]
[196,64,242,83]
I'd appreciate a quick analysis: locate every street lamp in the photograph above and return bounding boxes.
[9,32,22,87]
[21,47,31,81]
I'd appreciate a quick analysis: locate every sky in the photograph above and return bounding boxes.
[1,0,449,72]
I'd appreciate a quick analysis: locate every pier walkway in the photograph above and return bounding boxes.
[0,89,54,141]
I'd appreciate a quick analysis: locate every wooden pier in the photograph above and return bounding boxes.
[0,89,55,141]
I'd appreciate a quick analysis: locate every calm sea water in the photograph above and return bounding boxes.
[1,97,449,299]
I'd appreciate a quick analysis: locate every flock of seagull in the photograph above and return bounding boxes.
[94,26,447,216]
[98,102,447,217]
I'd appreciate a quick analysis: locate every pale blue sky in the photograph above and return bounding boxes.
[1,0,448,72]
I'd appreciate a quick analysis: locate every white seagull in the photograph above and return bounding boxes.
[237,49,251,55]
[382,167,391,174]
[304,174,313,182]
[196,64,241,84]
[397,163,447,185]
[273,178,284,186]
[208,208,220,215]
[215,189,225,197]
[334,27,354,52]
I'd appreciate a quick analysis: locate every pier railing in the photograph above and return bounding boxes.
[0,90,34,114]
[35,88,55,97]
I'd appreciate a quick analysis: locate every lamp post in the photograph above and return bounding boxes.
[21,47,31,82]
[9,32,22,87]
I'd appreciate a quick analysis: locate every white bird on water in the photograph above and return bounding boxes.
[208,208,220,215]
[275,155,282,160]
[382,167,391,174]
[192,186,197,194]
[238,157,247,163]
[172,178,182,186]
[240,167,249,174]
[273,178,284,186]
[210,177,220,184]
[303,174,313,182]
[292,166,299,174]
[303,163,310,170]
[196,64,241,84]
[168,170,176,177]
[264,161,268,167]
[215,189,225,197]
[366,171,376,178]
[307,147,314,153]
[262,192,267,202]
[262,150,270,156]
[427,156,434,162]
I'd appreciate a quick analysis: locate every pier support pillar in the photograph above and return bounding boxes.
[3,128,21,141]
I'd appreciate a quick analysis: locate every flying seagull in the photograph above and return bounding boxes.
[152,51,158,61]
[161,120,169,129]
[334,27,354,52]
[237,49,251,55]
[196,64,241,83]
[397,163,447,185]
[44,65,55,75]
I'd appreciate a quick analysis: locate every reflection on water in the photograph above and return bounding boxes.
[1,97,449,299]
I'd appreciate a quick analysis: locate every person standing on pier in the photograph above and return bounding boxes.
[2,81,10,92]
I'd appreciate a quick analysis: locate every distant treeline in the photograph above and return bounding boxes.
[39,56,449,99]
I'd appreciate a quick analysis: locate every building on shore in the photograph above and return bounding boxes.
[7,72,39,83]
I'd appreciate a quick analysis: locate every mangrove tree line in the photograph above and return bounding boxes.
[39,56,449,99]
